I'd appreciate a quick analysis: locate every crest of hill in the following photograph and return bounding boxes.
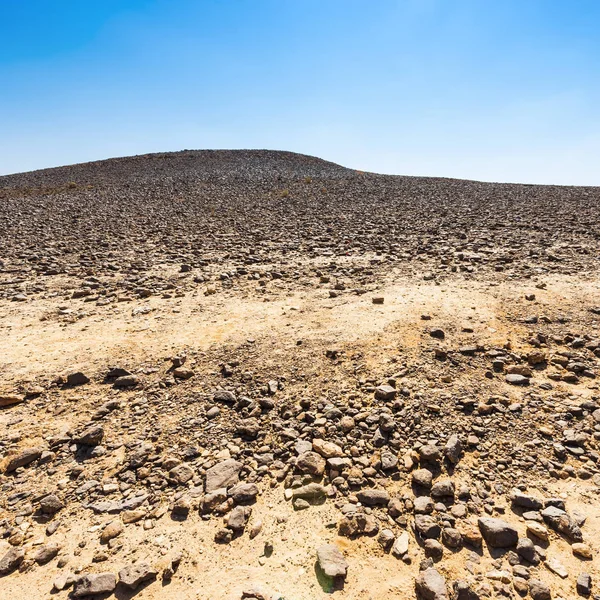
[0,150,355,189]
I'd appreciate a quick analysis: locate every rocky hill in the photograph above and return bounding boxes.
[0,151,599,600]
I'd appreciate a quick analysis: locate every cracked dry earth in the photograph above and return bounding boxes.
[1,151,600,600]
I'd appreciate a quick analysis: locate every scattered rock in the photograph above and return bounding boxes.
[100,519,124,543]
[66,372,90,386]
[76,425,104,446]
[0,547,24,576]
[3,447,42,472]
[205,459,242,492]
[316,543,348,583]
[72,573,117,597]
[415,567,449,599]
[477,518,518,548]
[0,394,24,407]
[528,579,551,600]
[118,562,158,590]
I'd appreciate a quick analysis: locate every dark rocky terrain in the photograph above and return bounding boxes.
[1,150,600,304]
[0,151,599,600]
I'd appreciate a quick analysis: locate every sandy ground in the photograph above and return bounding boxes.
[3,269,599,385]
[1,269,600,599]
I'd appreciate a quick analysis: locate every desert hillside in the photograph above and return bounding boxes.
[0,151,599,600]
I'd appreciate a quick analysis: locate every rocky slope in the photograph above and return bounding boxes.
[0,151,599,600]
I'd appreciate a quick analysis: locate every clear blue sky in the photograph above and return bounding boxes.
[1,1,599,184]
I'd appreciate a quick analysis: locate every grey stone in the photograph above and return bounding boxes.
[113,374,140,387]
[34,543,60,565]
[516,538,539,564]
[419,445,441,464]
[541,505,583,542]
[477,518,518,548]
[201,488,227,513]
[296,451,326,477]
[228,482,259,504]
[528,579,551,600]
[0,394,24,407]
[169,463,194,484]
[414,496,434,514]
[453,580,480,600]
[214,390,236,404]
[86,494,149,514]
[72,573,117,597]
[391,531,409,557]
[214,528,233,544]
[118,562,158,590]
[227,505,252,531]
[205,459,242,492]
[242,585,275,600]
[415,514,441,539]
[316,544,348,581]
[444,435,462,464]
[40,494,64,515]
[76,425,104,446]
[356,489,390,506]
[415,567,449,599]
[375,385,396,401]
[412,468,433,489]
[441,527,462,549]
[291,483,326,500]
[576,573,592,597]
[338,512,379,537]
[67,372,90,386]
[0,547,24,575]
[546,557,568,579]
[424,539,444,561]
[431,479,455,500]
[381,451,398,470]
[377,528,395,551]
[510,489,543,510]
[505,373,529,385]
[293,497,310,510]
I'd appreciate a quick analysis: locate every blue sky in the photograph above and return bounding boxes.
[1,0,599,184]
